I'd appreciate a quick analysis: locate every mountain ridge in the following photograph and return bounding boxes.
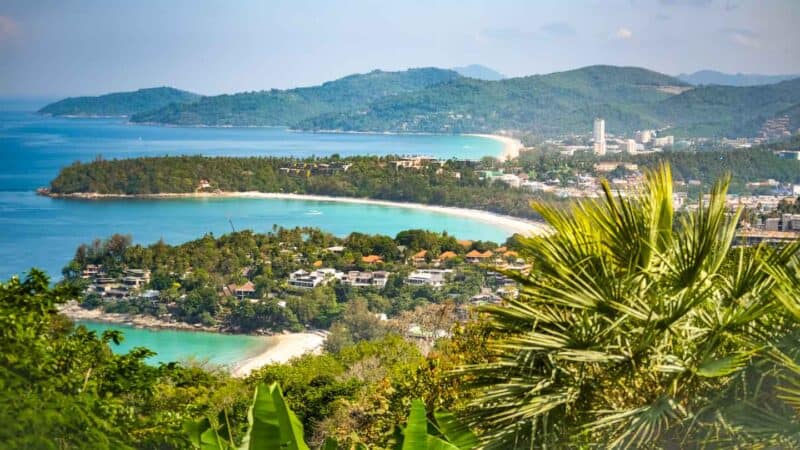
[451,64,505,80]
[677,70,800,86]
[129,68,461,126]
[39,65,800,138]
[38,87,201,117]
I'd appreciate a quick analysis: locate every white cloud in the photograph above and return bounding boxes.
[615,27,633,39]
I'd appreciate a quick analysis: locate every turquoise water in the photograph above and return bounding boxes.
[0,100,509,280]
[78,320,272,366]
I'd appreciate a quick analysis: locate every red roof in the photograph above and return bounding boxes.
[362,255,383,264]
[465,250,493,258]
[438,251,457,260]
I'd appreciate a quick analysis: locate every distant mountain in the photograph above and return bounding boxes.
[677,70,800,87]
[299,65,800,138]
[38,87,201,117]
[58,65,800,138]
[131,68,461,126]
[451,64,505,81]
[297,65,689,135]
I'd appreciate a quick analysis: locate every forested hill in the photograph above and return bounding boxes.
[297,65,687,135]
[656,78,800,137]
[296,66,800,137]
[129,68,462,126]
[40,66,800,138]
[38,87,201,117]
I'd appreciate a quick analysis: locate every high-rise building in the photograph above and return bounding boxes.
[593,118,606,155]
[593,118,605,142]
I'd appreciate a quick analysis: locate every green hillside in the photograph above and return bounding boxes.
[297,65,683,135]
[43,66,800,138]
[299,66,800,137]
[656,78,800,137]
[38,87,201,117]
[129,68,461,126]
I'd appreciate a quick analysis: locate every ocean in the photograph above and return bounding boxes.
[0,99,508,280]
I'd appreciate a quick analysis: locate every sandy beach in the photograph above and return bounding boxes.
[231,332,326,377]
[61,301,328,375]
[46,191,548,236]
[466,133,524,161]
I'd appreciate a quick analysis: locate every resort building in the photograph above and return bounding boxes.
[465,249,493,264]
[362,255,384,264]
[437,251,457,265]
[224,281,257,300]
[342,271,391,288]
[406,269,452,287]
[288,268,343,289]
[411,250,427,266]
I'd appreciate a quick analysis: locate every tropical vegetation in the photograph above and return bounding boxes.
[47,155,542,219]
[455,164,800,447]
[4,163,800,448]
[61,227,501,332]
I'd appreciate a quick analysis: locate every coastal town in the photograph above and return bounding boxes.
[63,227,531,349]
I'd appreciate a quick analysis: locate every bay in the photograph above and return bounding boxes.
[0,100,510,279]
[78,320,272,366]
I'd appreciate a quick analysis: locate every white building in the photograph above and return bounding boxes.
[288,268,343,289]
[636,130,653,144]
[342,271,390,288]
[497,173,522,188]
[406,269,452,288]
[625,139,637,154]
[593,118,606,156]
[653,136,674,147]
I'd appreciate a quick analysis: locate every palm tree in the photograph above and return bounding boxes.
[456,164,800,448]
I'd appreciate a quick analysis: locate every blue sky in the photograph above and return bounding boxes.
[1,0,798,96]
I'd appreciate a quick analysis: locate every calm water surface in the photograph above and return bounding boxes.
[78,320,272,366]
[0,99,508,279]
[1,98,508,364]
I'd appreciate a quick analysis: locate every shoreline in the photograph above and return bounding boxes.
[43,191,548,236]
[54,115,519,160]
[230,332,327,377]
[59,301,219,332]
[60,301,327,376]
[465,133,524,161]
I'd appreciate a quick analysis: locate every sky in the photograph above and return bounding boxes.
[1,0,799,97]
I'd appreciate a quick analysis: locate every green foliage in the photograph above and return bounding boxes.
[62,226,489,331]
[0,269,238,449]
[39,87,200,117]
[186,387,477,450]
[456,164,800,448]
